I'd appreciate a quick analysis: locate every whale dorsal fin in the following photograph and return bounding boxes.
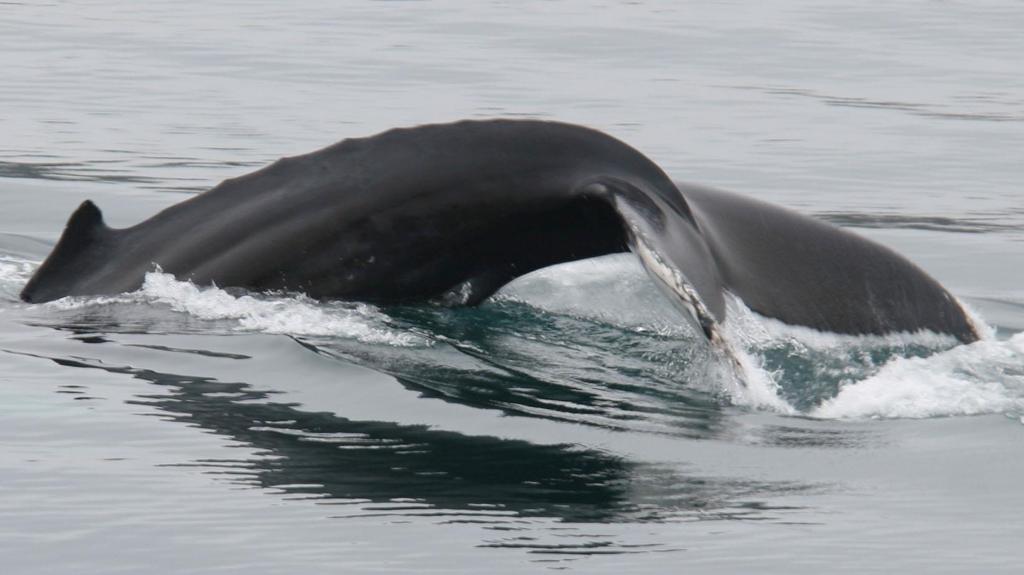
[66,200,106,235]
[49,200,111,261]
[19,200,114,302]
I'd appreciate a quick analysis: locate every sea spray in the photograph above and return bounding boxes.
[44,270,425,346]
[0,256,36,302]
[723,294,1023,419]
[812,333,1024,419]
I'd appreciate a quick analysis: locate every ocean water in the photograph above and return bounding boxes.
[2,1,1023,573]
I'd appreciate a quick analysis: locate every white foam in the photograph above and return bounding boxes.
[49,271,424,346]
[719,344,796,414]
[714,294,1024,419]
[960,299,998,341]
[0,256,35,301]
[812,333,1024,419]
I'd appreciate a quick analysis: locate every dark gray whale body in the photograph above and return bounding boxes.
[21,120,979,344]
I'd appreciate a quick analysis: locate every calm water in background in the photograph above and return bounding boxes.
[2,1,1023,573]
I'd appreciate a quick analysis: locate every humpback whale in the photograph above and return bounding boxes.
[20,120,980,344]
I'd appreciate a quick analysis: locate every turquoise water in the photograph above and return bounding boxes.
[2,1,1023,573]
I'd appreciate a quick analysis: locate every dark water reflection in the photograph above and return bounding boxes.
[333,302,731,437]
[25,298,734,436]
[26,337,814,532]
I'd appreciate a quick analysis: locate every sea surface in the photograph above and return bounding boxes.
[2,1,1023,573]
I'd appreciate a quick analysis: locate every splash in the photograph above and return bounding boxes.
[811,333,1024,419]
[0,256,35,301]
[715,342,796,414]
[47,271,424,346]
[723,295,1023,419]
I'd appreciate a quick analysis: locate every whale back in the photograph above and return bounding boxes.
[19,119,978,344]
[18,121,725,319]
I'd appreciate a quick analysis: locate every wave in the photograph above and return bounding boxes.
[0,255,35,301]
[811,333,1024,419]
[3,254,1022,421]
[724,295,1022,419]
[501,257,1023,419]
[34,269,424,347]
